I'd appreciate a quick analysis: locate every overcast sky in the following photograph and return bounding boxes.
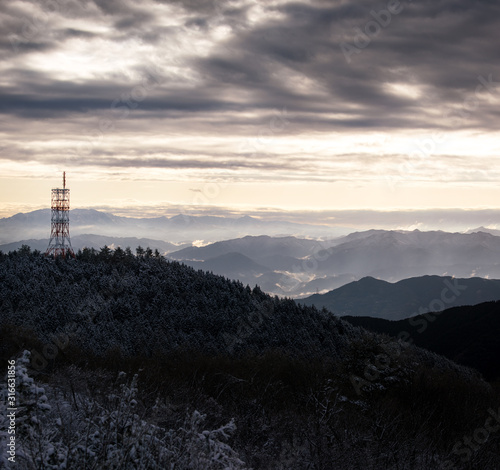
[1,0,500,228]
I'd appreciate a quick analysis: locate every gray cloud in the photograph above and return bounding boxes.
[1,0,500,184]
[2,0,499,124]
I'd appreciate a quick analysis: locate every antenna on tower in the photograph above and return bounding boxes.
[46,172,75,258]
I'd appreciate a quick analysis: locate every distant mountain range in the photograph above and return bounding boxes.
[309,229,500,280]
[169,234,325,260]
[0,208,339,245]
[300,275,500,320]
[4,209,500,297]
[466,226,500,236]
[0,234,186,255]
[167,235,356,296]
[168,230,500,297]
[343,300,500,381]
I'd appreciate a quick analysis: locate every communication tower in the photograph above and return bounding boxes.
[45,172,75,258]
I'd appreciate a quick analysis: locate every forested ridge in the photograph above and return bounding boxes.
[0,246,356,359]
[343,301,500,381]
[1,246,500,469]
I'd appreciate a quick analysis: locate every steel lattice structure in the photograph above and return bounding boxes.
[45,172,75,258]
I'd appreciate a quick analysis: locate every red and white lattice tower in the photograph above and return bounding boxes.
[45,172,75,258]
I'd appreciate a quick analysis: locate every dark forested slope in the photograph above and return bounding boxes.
[0,247,357,360]
[1,247,499,470]
[343,301,500,381]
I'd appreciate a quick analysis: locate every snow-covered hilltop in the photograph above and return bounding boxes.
[1,248,499,469]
